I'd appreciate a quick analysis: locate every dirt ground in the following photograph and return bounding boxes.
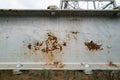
[0,70,120,80]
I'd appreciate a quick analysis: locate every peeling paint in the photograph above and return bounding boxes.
[84,40,103,51]
[26,32,68,67]
[41,32,65,64]
[26,31,81,65]
[42,32,63,53]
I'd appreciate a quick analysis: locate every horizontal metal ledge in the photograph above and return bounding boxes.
[0,10,120,17]
[0,63,119,70]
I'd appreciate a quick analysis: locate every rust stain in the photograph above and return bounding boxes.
[41,32,65,63]
[45,61,65,68]
[62,42,67,46]
[70,31,79,35]
[28,44,32,50]
[108,61,118,68]
[28,42,43,51]
[27,32,67,67]
[84,40,103,51]
[53,61,65,68]
[34,42,43,51]
[42,32,63,53]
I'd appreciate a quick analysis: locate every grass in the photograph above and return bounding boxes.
[0,70,120,80]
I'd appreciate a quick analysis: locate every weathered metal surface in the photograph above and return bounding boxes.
[0,10,120,70]
[0,10,120,17]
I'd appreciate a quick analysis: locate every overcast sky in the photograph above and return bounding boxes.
[0,0,119,9]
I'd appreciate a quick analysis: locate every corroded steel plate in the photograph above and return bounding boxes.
[0,10,120,70]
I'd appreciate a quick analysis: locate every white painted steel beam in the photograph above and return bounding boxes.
[0,10,120,70]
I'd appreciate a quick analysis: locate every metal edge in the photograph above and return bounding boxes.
[0,63,119,70]
[0,9,120,17]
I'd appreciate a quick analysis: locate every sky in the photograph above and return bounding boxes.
[0,0,60,9]
[0,0,119,9]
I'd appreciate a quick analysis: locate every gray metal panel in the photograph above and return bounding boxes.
[0,10,120,70]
